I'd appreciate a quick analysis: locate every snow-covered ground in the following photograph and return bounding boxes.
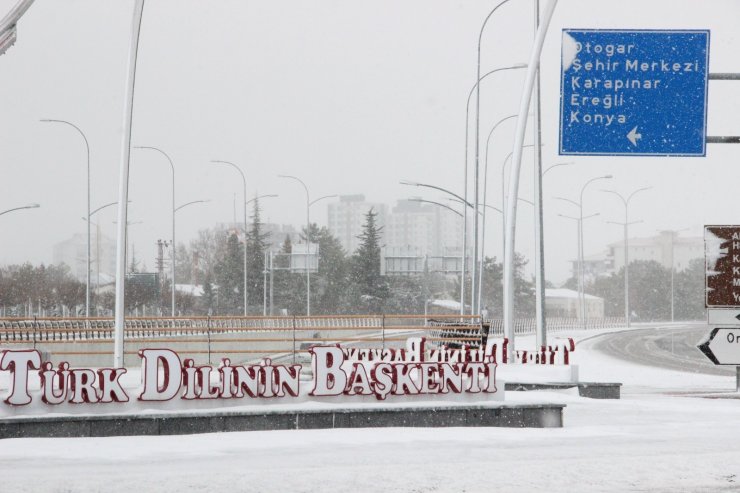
[1,325,739,492]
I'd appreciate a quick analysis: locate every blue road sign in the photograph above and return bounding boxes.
[559,29,709,156]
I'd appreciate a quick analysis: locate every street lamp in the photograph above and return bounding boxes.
[462,62,527,315]
[401,180,470,315]
[84,200,127,314]
[479,113,516,314]
[246,194,279,207]
[472,0,521,317]
[173,199,210,316]
[558,212,600,322]
[409,198,463,218]
[0,0,36,56]
[554,174,613,326]
[543,161,574,176]
[212,160,248,316]
[310,195,338,208]
[175,200,209,213]
[135,146,176,317]
[278,175,317,316]
[602,187,652,327]
[0,203,39,217]
[41,118,91,318]
[499,145,536,264]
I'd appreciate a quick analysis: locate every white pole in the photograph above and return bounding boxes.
[472,0,515,315]
[532,0,547,349]
[114,0,145,368]
[503,0,558,360]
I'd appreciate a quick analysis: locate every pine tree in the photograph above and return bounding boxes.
[312,226,349,314]
[246,198,270,312]
[273,234,304,315]
[350,208,388,313]
[215,232,243,314]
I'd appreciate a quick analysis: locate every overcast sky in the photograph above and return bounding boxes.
[1,0,738,283]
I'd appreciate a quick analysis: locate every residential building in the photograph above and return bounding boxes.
[608,230,703,272]
[327,195,387,255]
[572,231,703,281]
[545,288,605,318]
[52,231,116,284]
[385,199,464,257]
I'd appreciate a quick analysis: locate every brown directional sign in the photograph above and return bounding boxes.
[705,225,740,307]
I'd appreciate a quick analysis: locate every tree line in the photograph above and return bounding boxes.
[0,199,707,320]
[578,258,705,321]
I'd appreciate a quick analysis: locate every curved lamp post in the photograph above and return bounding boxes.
[0,0,36,55]
[401,180,471,315]
[554,174,613,327]
[135,146,176,316]
[278,175,314,316]
[41,118,91,318]
[0,203,39,216]
[172,199,210,315]
[246,194,279,208]
[462,62,526,314]
[602,186,652,327]
[471,0,520,315]
[499,145,536,264]
[465,63,526,315]
[212,160,248,316]
[408,198,463,218]
[558,211,600,319]
[84,200,124,315]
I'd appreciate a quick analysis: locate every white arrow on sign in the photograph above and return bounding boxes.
[698,328,740,365]
[627,126,642,146]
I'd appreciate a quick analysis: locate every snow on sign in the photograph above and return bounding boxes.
[698,328,740,365]
[705,225,740,308]
[559,29,710,156]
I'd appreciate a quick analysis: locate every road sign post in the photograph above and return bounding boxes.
[559,29,710,156]
[702,226,740,390]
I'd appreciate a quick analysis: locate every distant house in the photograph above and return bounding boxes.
[546,288,604,319]
[175,284,205,298]
[572,231,703,282]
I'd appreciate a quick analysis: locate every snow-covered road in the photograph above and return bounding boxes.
[1,326,739,492]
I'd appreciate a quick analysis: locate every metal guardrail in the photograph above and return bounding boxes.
[0,315,625,362]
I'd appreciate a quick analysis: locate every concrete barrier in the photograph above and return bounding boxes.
[505,382,621,399]
[0,403,565,438]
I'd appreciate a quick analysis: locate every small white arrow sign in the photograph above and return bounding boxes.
[627,126,642,146]
[708,309,740,325]
[698,328,740,365]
